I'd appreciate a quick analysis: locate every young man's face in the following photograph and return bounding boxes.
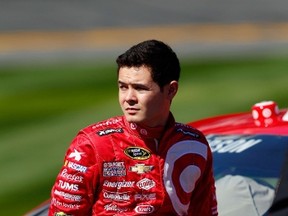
[118,66,177,127]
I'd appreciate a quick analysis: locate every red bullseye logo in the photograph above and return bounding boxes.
[164,140,207,215]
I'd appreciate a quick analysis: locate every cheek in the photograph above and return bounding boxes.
[144,94,162,108]
[139,94,153,104]
[118,93,124,104]
[118,90,125,99]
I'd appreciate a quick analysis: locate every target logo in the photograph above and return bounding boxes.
[164,140,207,215]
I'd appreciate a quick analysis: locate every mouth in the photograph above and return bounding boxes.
[125,107,139,115]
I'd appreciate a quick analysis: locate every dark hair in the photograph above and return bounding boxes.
[116,39,180,88]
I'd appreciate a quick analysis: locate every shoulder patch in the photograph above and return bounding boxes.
[176,128,200,138]
[92,118,122,130]
[97,128,124,136]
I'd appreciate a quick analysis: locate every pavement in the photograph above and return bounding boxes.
[1,1,288,64]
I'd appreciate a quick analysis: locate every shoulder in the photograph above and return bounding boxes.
[79,116,125,137]
[174,122,205,139]
[171,122,212,161]
[68,116,124,155]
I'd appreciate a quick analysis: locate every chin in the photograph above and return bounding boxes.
[125,115,143,124]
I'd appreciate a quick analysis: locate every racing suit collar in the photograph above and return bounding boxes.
[124,113,175,140]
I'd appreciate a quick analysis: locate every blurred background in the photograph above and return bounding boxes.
[0,0,288,215]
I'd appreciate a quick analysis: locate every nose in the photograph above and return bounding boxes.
[125,88,137,105]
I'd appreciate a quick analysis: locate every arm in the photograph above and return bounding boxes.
[48,133,99,216]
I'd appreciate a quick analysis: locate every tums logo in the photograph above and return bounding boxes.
[58,180,79,192]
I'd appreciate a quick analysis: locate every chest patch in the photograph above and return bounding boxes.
[124,147,151,160]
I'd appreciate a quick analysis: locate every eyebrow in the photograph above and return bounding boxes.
[118,80,126,85]
[118,80,150,89]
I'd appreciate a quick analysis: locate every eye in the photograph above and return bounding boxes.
[118,84,128,90]
[134,85,149,91]
[135,86,145,91]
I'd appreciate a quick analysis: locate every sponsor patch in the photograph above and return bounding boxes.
[58,180,79,192]
[103,190,131,202]
[54,190,82,201]
[60,168,84,183]
[176,128,200,138]
[97,128,124,136]
[129,164,153,174]
[103,161,126,177]
[91,119,121,129]
[54,212,72,216]
[124,147,151,160]
[104,204,128,212]
[134,193,156,201]
[134,204,155,214]
[64,160,88,173]
[103,180,135,189]
[136,178,155,190]
[52,198,80,210]
[68,149,83,161]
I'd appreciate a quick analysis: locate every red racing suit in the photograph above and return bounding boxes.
[49,114,218,216]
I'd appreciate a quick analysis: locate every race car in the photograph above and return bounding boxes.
[26,101,288,216]
[189,100,288,216]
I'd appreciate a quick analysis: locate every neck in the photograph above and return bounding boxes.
[125,113,174,140]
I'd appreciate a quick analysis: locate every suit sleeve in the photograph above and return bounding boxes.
[48,132,99,216]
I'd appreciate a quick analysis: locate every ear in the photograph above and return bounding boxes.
[167,81,178,99]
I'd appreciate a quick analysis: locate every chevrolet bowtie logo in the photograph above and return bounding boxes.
[129,164,154,174]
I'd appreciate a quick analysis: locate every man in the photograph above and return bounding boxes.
[49,39,218,216]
